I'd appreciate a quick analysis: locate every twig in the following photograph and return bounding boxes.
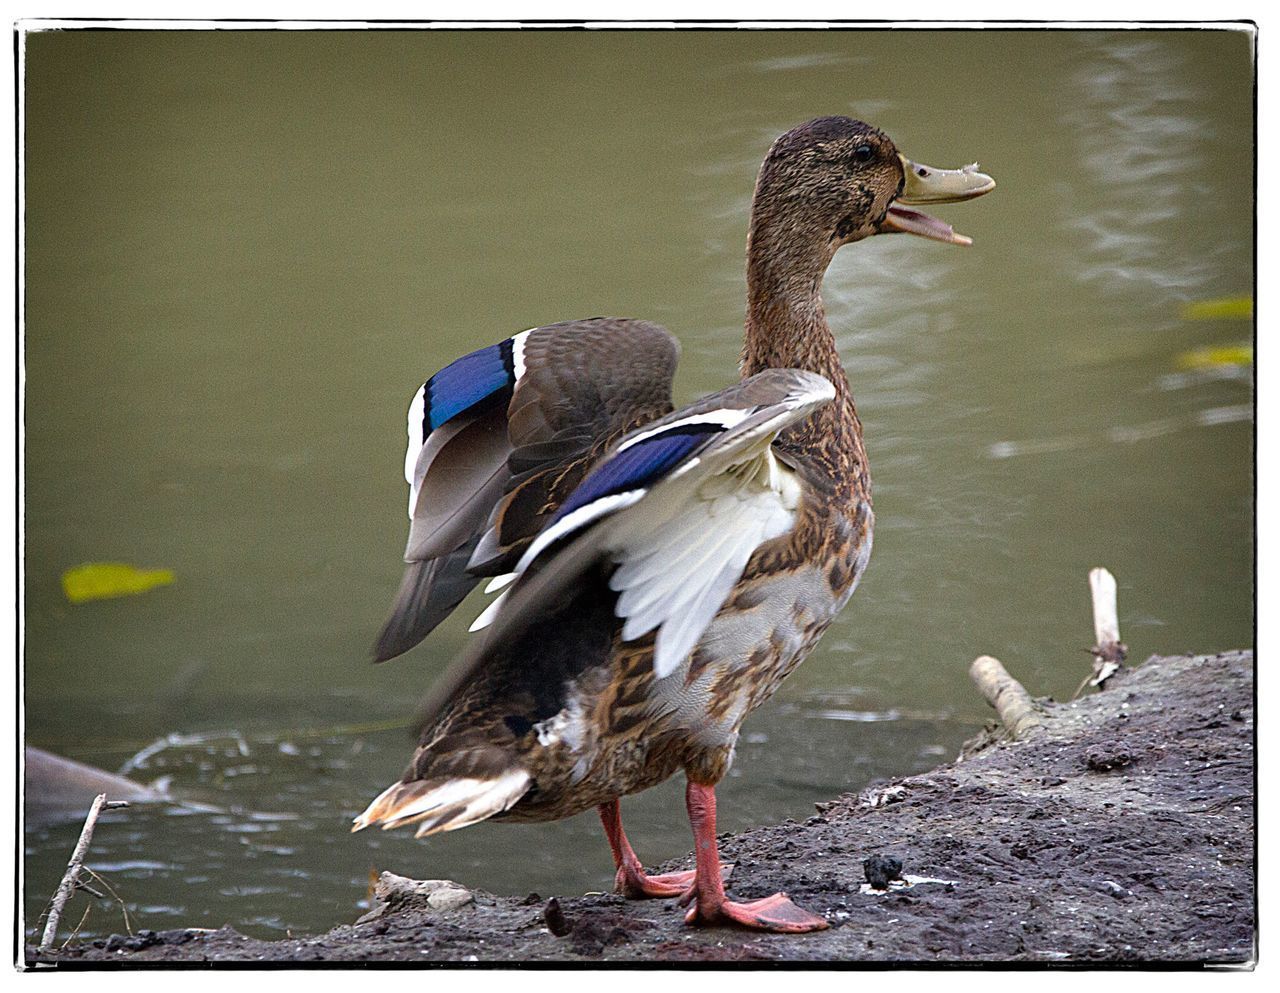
[82,866,133,936]
[61,903,93,951]
[39,793,109,953]
[969,655,1044,739]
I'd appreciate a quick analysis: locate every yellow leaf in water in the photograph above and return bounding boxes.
[1180,296,1254,320]
[1175,344,1254,371]
[61,562,176,604]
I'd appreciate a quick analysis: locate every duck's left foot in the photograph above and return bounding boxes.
[685,891,829,933]
[616,867,693,899]
[599,799,734,900]
[615,863,734,900]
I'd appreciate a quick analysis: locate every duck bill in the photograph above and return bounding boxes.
[878,154,996,246]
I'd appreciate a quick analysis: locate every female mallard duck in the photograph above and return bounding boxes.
[355,117,993,933]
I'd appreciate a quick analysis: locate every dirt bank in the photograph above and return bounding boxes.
[30,650,1254,965]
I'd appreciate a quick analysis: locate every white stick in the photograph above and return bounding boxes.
[1087,567,1127,684]
[39,793,107,953]
[1089,567,1120,652]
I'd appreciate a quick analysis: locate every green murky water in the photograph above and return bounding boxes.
[23,28,1253,941]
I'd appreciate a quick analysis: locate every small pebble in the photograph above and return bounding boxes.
[544,897,570,937]
[1086,747,1135,772]
[1097,879,1132,901]
[862,854,905,890]
[426,887,473,912]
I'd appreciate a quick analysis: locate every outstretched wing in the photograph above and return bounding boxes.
[414,367,836,724]
[373,317,680,663]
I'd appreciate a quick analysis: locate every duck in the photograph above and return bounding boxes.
[354,116,994,933]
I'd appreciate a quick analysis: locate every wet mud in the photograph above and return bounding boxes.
[29,651,1254,965]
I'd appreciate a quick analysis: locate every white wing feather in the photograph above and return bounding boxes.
[608,451,800,677]
[465,369,834,680]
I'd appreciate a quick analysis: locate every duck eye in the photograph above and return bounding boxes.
[853,144,874,164]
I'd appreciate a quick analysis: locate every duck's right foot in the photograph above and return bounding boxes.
[684,890,829,933]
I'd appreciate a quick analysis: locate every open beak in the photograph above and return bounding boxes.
[878,154,996,246]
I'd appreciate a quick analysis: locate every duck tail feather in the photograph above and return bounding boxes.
[351,768,531,836]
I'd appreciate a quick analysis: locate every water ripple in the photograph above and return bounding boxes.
[1060,38,1218,299]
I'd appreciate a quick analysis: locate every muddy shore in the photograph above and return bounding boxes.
[29,650,1254,966]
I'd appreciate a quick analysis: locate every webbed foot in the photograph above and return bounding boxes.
[684,890,829,933]
[615,863,734,900]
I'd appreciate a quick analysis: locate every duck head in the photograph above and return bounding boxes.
[750,116,994,264]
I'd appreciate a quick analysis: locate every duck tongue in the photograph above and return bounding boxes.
[880,205,973,246]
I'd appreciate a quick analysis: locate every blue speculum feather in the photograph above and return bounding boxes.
[425,339,515,432]
[552,423,723,523]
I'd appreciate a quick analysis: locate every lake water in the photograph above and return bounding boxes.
[22,27,1254,942]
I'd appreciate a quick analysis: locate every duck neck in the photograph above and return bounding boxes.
[742,234,840,384]
[741,220,867,493]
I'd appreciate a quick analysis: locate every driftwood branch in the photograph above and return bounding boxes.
[969,655,1044,739]
[38,793,125,953]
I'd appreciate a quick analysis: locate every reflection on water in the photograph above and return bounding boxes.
[989,402,1253,460]
[23,29,1253,942]
[747,52,872,74]
[1063,37,1224,297]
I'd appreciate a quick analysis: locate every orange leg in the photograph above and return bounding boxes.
[597,799,728,899]
[679,779,829,933]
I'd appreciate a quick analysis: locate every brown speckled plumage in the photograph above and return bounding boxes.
[357,117,992,932]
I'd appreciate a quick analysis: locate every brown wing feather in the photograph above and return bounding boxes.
[405,405,510,561]
[372,317,679,662]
